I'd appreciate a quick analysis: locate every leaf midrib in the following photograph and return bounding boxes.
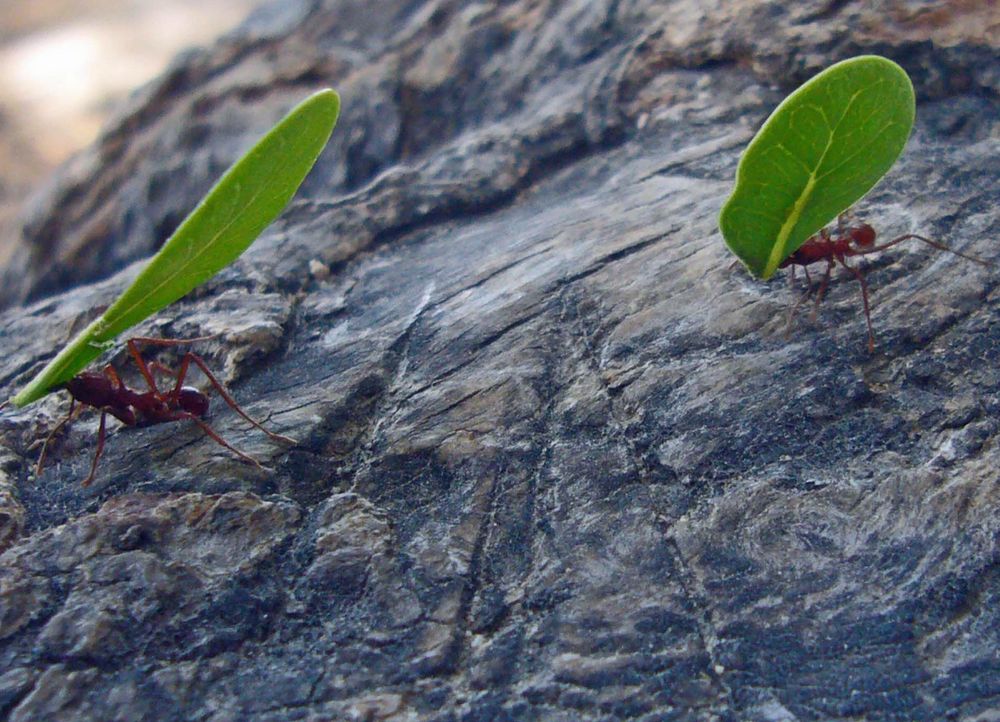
[761,86,867,278]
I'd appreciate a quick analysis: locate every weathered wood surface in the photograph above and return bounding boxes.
[0,1,998,720]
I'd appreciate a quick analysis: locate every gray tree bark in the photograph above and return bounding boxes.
[0,1,998,720]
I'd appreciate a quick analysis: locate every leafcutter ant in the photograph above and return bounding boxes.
[781,215,990,352]
[34,336,296,486]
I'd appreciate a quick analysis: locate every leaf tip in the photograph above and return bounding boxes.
[305,88,341,126]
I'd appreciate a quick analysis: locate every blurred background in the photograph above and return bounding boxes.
[0,0,263,266]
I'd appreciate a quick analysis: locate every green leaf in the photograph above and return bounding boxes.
[719,55,915,279]
[12,89,340,406]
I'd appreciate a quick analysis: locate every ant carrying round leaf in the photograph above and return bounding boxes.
[718,55,990,350]
[7,89,340,483]
[719,55,915,279]
[719,55,916,280]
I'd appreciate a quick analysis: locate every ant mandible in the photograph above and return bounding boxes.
[780,214,990,352]
[35,336,296,486]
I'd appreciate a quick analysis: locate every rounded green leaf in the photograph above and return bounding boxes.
[12,89,340,406]
[719,56,915,279]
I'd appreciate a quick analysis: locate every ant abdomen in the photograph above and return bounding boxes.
[177,387,209,418]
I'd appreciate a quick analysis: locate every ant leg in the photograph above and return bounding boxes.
[169,410,267,470]
[785,267,814,339]
[801,265,816,300]
[126,340,165,399]
[148,361,180,384]
[836,212,851,235]
[171,352,297,444]
[81,410,109,487]
[792,266,812,296]
[810,258,835,321]
[102,364,128,392]
[129,335,221,347]
[853,233,990,267]
[124,335,224,399]
[837,256,875,353]
[36,399,81,477]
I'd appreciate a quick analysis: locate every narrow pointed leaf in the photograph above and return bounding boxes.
[719,56,915,279]
[12,89,340,406]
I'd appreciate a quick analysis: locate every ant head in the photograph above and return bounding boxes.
[851,223,877,247]
[177,387,209,418]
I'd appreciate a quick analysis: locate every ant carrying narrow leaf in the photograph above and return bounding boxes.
[6,89,340,484]
[36,337,296,486]
[782,214,991,352]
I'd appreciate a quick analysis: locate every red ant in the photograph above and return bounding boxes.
[781,215,990,352]
[34,336,296,486]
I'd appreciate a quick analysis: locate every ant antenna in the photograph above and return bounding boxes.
[861,234,991,267]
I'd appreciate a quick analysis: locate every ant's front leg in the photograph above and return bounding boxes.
[168,409,268,470]
[169,352,297,445]
[836,211,852,236]
[126,340,166,400]
[124,336,222,400]
[854,233,990,267]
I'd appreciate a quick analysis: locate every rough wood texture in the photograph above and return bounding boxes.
[1,1,998,720]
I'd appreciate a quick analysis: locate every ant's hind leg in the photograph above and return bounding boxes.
[810,259,835,321]
[36,399,81,477]
[81,410,109,487]
[785,267,814,339]
[837,256,875,352]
